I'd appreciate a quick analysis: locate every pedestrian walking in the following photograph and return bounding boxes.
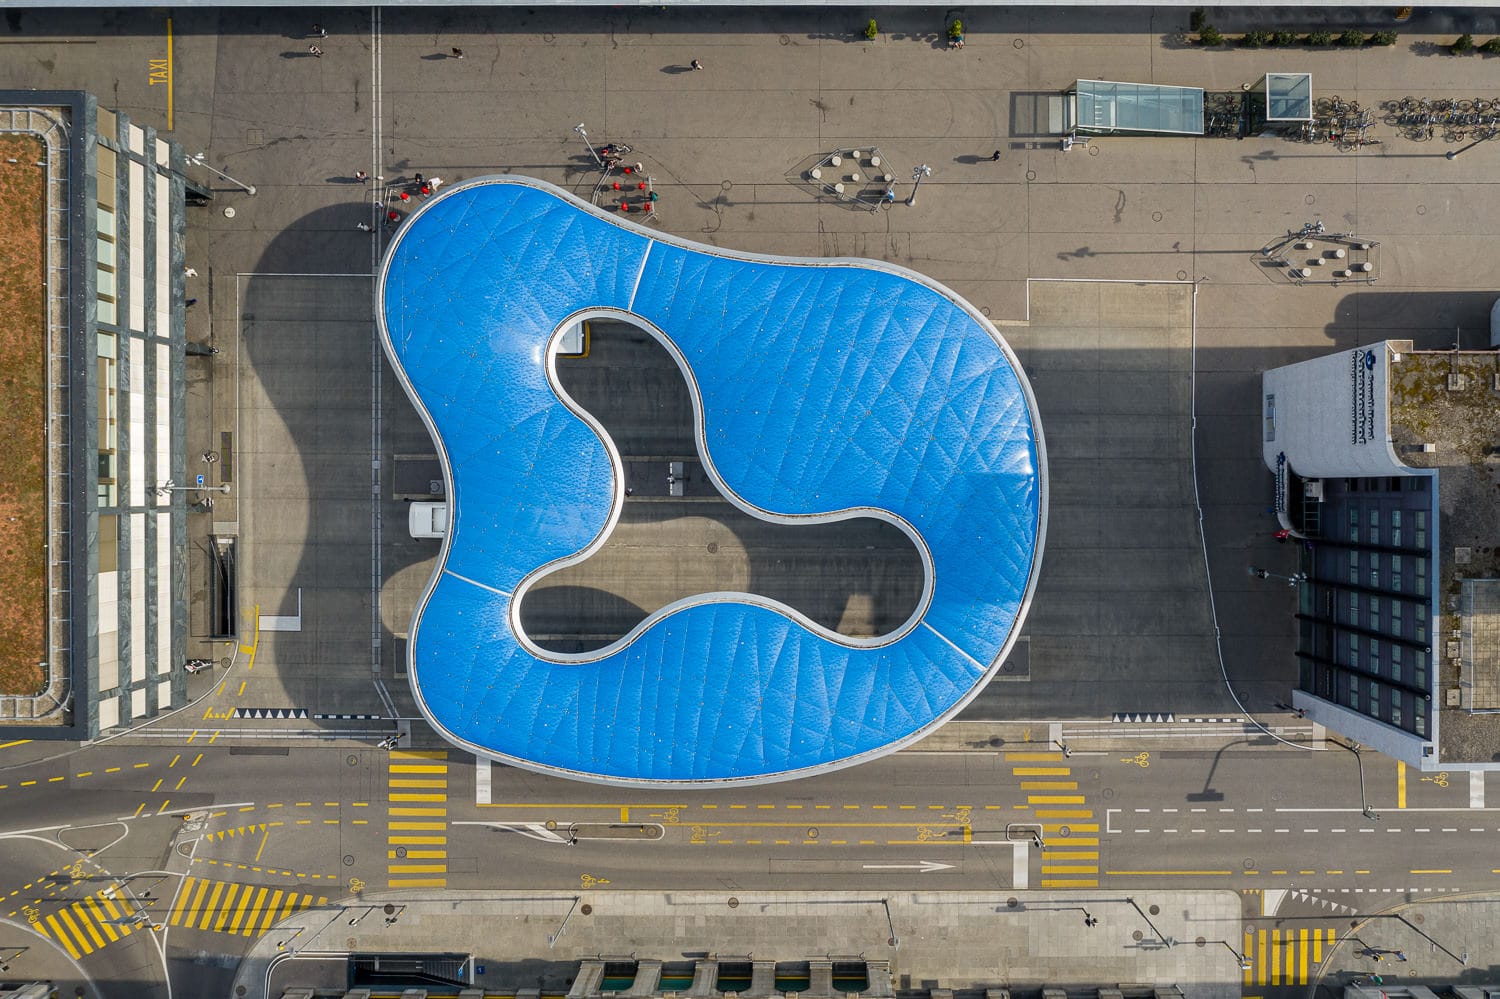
[308,44,323,58]
[354,169,368,183]
[427,176,443,191]
[311,23,327,38]
[355,221,372,231]
[414,172,423,185]
[690,58,703,70]
[450,47,465,59]
[184,266,198,277]
[991,150,1001,161]
[185,298,198,308]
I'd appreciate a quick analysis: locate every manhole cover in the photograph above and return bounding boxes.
[1243,857,1255,869]
[1133,930,1144,941]
[1089,145,1100,156]
[1152,211,1163,222]
[1149,904,1160,915]
[581,904,593,915]
[1305,194,1316,205]
[807,827,819,838]
[728,897,739,908]
[707,542,719,554]
[1025,170,1037,182]
[396,847,407,859]
[1196,937,1206,947]
[1058,826,1072,837]
[343,855,354,867]
[780,34,790,45]
[1177,270,1189,281]
[384,904,395,914]
[1102,788,1115,800]
[347,754,359,766]
[237,989,247,997]
[223,206,237,219]
[1013,38,1025,48]
[546,820,558,830]
[1007,897,1019,908]
[346,937,357,948]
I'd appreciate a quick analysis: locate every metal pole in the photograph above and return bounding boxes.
[1124,896,1173,947]
[1393,915,1467,966]
[186,153,256,196]
[155,481,231,496]
[880,897,899,949]
[1337,741,1379,820]
[575,123,604,168]
[549,896,582,948]
[905,164,931,207]
[1445,134,1493,160]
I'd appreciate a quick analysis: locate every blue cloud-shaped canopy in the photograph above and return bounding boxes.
[379,177,1045,786]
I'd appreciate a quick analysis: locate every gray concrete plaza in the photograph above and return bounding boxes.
[0,5,1485,728]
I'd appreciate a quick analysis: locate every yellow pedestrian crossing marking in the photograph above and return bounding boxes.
[27,888,141,957]
[1242,927,1338,985]
[1011,748,1098,889]
[388,749,448,889]
[167,876,325,937]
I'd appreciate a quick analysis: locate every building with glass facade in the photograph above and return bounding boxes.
[0,92,188,739]
[1263,340,1500,770]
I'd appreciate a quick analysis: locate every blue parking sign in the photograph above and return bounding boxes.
[196,474,204,486]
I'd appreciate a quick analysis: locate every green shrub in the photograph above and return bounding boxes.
[1199,24,1224,46]
[1273,30,1299,46]
[864,18,878,39]
[949,18,963,39]
[1190,7,1206,31]
[1242,29,1272,48]
[1306,30,1335,46]
[1451,32,1475,53]
[1369,30,1398,46]
[1482,36,1500,54]
[1338,29,1367,47]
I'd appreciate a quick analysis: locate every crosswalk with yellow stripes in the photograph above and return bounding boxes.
[1243,927,1339,985]
[388,748,449,888]
[1006,750,1098,888]
[28,888,142,960]
[167,876,326,937]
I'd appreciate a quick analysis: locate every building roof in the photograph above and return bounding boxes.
[378,177,1045,785]
[1388,345,1500,765]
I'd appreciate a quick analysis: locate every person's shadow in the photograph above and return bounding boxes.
[660,64,694,74]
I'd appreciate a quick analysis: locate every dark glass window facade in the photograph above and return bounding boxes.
[1296,475,1435,738]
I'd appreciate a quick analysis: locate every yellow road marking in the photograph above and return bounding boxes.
[72,905,107,949]
[388,850,447,859]
[258,890,285,935]
[1012,767,1070,776]
[389,807,446,817]
[85,896,119,943]
[389,778,447,789]
[0,739,32,749]
[389,764,447,774]
[56,908,95,955]
[254,828,270,863]
[389,822,446,831]
[197,880,226,931]
[387,864,446,874]
[214,884,242,933]
[389,835,446,844]
[45,915,82,959]
[1411,869,1452,874]
[1042,851,1098,860]
[390,749,448,760]
[390,793,447,802]
[1398,761,1407,808]
[1027,795,1086,804]
[169,877,198,925]
[1039,879,1097,887]
[1104,864,1230,870]
[1021,781,1077,790]
[388,878,447,888]
[237,887,268,935]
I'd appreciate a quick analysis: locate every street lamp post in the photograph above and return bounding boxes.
[1335,740,1379,820]
[186,153,256,196]
[574,123,604,168]
[155,481,231,497]
[1445,133,1494,160]
[1249,566,1307,587]
[905,164,931,207]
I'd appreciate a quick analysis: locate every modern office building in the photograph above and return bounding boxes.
[0,92,190,739]
[1263,339,1500,770]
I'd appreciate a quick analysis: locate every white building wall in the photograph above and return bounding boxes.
[1262,341,1416,479]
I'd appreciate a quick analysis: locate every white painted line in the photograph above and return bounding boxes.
[444,569,511,598]
[475,756,491,805]
[1472,771,1485,808]
[1106,808,1120,833]
[627,241,653,311]
[260,587,303,632]
[1013,840,1028,889]
[1164,828,1178,833]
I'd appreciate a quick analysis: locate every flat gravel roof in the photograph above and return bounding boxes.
[379,177,1045,785]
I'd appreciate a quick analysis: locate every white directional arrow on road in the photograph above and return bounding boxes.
[860,860,954,873]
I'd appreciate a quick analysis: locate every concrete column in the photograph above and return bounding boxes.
[807,960,834,998]
[625,960,663,997]
[744,961,777,998]
[569,961,607,999]
[688,959,720,997]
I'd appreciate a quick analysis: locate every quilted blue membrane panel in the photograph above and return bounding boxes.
[380,177,1044,785]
